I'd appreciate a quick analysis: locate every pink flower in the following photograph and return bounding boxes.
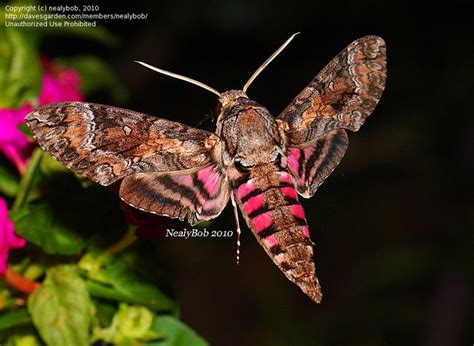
[0,59,83,174]
[0,103,34,175]
[39,59,83,104]
[0,198,26,274]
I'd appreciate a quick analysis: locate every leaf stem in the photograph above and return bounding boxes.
[1,268,41,295]
[12,148,43,211]
[105,226,137,256]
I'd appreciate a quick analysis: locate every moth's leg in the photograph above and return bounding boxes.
[230,193,241,265]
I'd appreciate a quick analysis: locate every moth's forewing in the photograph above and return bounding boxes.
[277,35,386,198]
[278,35,387,145]
[25,102,223,186]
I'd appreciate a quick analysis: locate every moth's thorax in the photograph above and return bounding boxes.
[216,90,283,168]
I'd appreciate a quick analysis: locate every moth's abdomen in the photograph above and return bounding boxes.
[233,164,322,303]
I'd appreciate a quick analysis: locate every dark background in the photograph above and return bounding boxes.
[41,1,473,345]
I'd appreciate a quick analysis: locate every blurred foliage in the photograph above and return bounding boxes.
[0,26,41,108]
[0,166,19,197]
[55,55,128,104]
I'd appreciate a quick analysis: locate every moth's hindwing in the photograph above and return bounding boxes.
[284,129,349,198]
[25,102,223,186]
[120,165,229,225]
[278,35,386,145]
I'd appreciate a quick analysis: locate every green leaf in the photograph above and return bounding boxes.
[148,316,209,346]
[87,280,145,304]
[114,304,158,339]
[93,303,160,345]
[0,309,31,331]
[0,27,41,108]
[56,55,128,102]
[11,203,85,255]
[92,299,117,328]
[11,162,127,254]
[6,333,41,346]
[28,265,95,346]
[79,251,112,284]
[103,255,176,312]
[0,165,19,197]
[85,254,176,313]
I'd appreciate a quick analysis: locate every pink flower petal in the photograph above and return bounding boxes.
[39,65,83,105]
[0,198,26,274]
[0,104,33,174]
[0,200,13,275]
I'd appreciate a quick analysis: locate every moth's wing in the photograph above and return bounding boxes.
[119,165,229,225]
[278,36,386,197]
[278,35,386,145]
[284,129,348,198]
[25,102,223,186]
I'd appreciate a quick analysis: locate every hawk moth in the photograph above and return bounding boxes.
[25,34,386,303]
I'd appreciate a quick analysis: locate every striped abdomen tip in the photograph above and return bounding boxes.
[301,277,322,303]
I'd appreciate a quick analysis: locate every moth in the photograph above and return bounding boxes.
[26,34,386,303]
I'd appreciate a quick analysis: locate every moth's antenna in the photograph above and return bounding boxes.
[135,61,222,97]
[242,32,300,93]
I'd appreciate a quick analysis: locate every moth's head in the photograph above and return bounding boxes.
[218,90,248,108]
[214,90,250,128]
[213,90,250,133]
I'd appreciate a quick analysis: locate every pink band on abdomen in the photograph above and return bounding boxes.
[243,194,265,215]
[236,181,255,200]
[291,204,306,220]
[265,234,278,247]
[281,186,297,199]
[252,212,273,233]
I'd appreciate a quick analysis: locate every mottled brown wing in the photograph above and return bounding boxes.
[278,35,386,145]
[25,102,223,186]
